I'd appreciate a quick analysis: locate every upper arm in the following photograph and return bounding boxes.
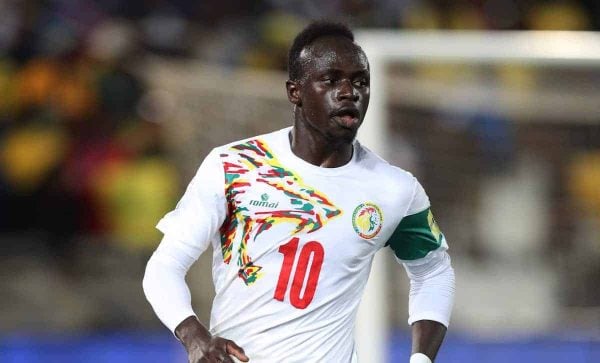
[386,179,448,262]
[155,149,227,262]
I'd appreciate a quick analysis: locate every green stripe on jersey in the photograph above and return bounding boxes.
[386,208,444,260]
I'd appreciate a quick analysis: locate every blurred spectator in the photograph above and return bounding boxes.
[527,0,590,30]
[0,1,175,260]
[0,0,599,333]
[92,120,179,251]
[569,151,600,221]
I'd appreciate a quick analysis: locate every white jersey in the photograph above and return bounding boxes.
[154,127,449,362]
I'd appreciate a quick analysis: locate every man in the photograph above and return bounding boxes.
[143,21,455,363]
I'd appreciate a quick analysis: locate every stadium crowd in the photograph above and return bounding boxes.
[0,0,599,332]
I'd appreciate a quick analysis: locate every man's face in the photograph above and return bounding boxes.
[291,36,370,143]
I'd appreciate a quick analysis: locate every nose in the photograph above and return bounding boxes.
[336,79,358,102]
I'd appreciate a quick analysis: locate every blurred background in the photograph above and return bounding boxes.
[0,0,599,362]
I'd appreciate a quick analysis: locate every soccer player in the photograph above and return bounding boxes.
[143,21,455,363]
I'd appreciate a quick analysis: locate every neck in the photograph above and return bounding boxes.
[289,119,354,168]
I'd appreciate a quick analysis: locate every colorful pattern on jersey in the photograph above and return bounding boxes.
[219,138,342,285]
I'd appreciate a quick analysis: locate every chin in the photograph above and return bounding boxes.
[329,127,357,144]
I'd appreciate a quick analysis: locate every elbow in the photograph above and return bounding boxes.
[142,260,151,301]
[408,254,456,300]
[142,251,188,302]
[142,254,158,302]
[406,251,453,283]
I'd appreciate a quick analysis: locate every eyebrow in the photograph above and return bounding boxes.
[319,68,369,77]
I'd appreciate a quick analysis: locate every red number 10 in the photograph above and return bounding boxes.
[274,237,324,309]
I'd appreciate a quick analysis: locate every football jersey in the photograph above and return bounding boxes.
[156,127,448,363]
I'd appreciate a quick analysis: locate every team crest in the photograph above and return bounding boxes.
[352,202,383,239]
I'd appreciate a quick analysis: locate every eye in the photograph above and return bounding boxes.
[353,78,368,87]
[322,77,334,84]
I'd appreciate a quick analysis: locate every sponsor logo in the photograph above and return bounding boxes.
[250,193,279,208]
[352,202,383,239]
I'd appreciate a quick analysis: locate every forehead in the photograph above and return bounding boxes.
[299,36,369,76]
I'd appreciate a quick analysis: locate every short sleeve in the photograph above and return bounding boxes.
[386,179,448,261]
[156,149,227,256]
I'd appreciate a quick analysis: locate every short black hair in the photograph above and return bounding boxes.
[288,21,355,81]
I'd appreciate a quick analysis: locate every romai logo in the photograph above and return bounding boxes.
[352,202,383,239]
[250,193,279,208]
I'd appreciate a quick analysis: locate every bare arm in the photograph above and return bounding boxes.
[411,319,447,361]
[402,251,455,362]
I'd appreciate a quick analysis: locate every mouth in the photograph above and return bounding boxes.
[331,107,360,129]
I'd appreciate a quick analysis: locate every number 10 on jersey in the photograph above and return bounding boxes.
[274,237,324,309]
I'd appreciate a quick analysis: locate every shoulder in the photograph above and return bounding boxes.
[213,128,287,155]
[355,141,418,188]
[354,142,425,226]
[204,128,287,183]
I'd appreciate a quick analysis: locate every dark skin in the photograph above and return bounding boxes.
[175,35,446,362]
[175,316,248,363]
[286,36,369,168]
[412,319,447,361]
[286,36,447,361]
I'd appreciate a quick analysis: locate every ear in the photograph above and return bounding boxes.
[286,80,301,106]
